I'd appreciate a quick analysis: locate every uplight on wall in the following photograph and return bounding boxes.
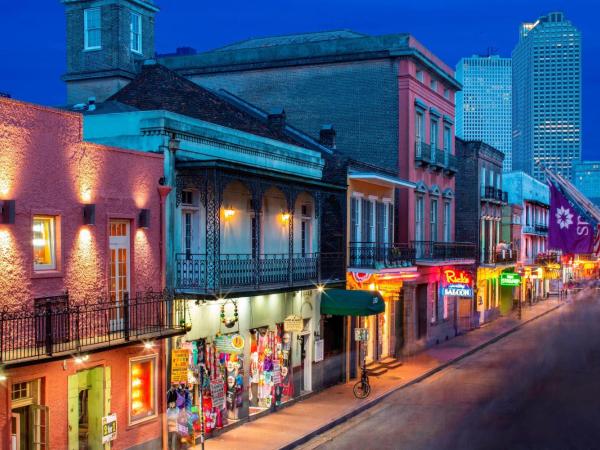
[223,207,235,220]
[138,209,150,229]
[1,200,15,224]
[83,204,96,226]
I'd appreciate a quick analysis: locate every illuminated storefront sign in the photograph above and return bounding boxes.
[500,273,521,287]
[351,272,372,284]
[441,269,474,297]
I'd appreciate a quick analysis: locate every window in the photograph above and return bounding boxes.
[431,283,438,324]
[416,70,424,82]
[444,88,450,99]
[430,119,439,150]
[11,382,31,402]
[350,197,360,242]
[443,126,451,152]
[443,201,451,242]
[130,356,157,424]
[415,111,425,146]
[130,12,142,53]
[33,216,57,271]
[84,8,101,50]
[301,204,312,256]
[430,199,438,242]
[430,79,438,91]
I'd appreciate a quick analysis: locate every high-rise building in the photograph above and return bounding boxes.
[573,161,600,207]
[456,55,512,172]
[512,12,581,181]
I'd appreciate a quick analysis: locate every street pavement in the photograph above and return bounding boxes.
[301,291,600,450]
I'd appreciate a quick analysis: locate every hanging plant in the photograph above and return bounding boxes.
[220,299,239,328]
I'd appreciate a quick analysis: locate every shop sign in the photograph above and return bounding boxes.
[209,380,226,409]
[215,334,244,354]
[500,273,521,287]
[441,269,473,297]
[272,361,282,384]
[351,272,372,284]
[170,349,189,383]
[354,328,369,342]
[102,413,117,444]
[314,339,324,362]
[284,314,304,332]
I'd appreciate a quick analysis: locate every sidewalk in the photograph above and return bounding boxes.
[198,299,563,450]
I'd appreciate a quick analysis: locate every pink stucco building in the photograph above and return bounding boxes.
[0,97,183,449]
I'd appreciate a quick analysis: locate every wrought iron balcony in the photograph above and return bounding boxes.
[411,241,477,261]
[482,186,508,204]
[176,252,345,293]
[0,291,186,366]
[535,253,561,265]
[415,142,432,166]
[348,242,416,269]
[523,224,548,235]
[445,152,458,175]
[480,247,518,265]
[534,224,549,234]
[432,149,446,171]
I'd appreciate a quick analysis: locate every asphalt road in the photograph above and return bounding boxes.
[302,293,600,450]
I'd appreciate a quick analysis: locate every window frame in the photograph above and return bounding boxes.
[430,199,438,242]
[130,11,142,54]
[84,8,102,51]
[33,215,58,272]
[129,354,158,426]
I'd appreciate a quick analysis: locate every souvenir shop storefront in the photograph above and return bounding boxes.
[345,269,418,363]
[167,290,322,444]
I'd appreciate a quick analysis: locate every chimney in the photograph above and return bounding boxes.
[319,124,336,149]
[267,108,286,130]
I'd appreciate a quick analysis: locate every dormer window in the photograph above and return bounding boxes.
[130,12,142,54]
[84,8,101,50]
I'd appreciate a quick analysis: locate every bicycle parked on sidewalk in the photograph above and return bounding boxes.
[353,363,371,399]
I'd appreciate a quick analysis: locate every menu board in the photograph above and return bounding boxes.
[171,348,190,383]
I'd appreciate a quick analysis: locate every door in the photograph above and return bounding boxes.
[109,221,130,332]
[457,297,473,333]
[11,413,19,450]
[416,284,428,339]
[68,367,106,450]
[415,197,425,257]
[30,405,49,450]
[302,319,312,393]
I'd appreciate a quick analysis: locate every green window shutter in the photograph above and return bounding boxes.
[67,374,79,450]
[104,366,112,450]
[88,367,105,448]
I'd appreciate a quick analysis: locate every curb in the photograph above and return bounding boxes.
[281,303,564,450]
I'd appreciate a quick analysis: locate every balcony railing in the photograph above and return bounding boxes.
[176,252,345,293]
[415,142,456,176]
[535,224,549,234]
[523,224,548,235]
[482,186,508,204]
[535,253,561,265]
[412,241,477,261]
[415,142,432,165]
[348,242,416,269]
[0,291,185,365]
[481,248,518,265]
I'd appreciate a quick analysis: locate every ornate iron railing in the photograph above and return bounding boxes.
[176,252,343,292]
[348,242,416,269]
[415,142,432,165]
[0,291,186,365]
[482,186,508,203]
[411,241,477,260]
[480,248,518,264]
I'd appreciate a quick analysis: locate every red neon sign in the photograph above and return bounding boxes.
[443,269,472,286]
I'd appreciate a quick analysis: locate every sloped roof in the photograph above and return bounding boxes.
[215,30,367,52]
[107,63,299,146]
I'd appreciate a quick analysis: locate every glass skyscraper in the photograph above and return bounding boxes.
[512,12,581,181]
[456,55,512,172]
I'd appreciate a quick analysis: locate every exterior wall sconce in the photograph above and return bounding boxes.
[83,204,96,226]
[223,207,235,220]
[1,200,15,224]
[139,209,150,228]
[280,212,291,223]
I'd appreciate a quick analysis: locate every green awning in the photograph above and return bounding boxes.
[320,289,385,317]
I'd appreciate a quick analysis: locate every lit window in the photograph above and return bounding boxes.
[130,12,142,53]
[33,216,57,271]
[84,8,101,50]
[130,356,157,424]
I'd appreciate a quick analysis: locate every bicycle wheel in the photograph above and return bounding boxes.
[353,380,371,399]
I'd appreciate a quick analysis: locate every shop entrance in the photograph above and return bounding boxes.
[457,297,473,333]
[10,379,48,450]
[68,367,107,450]
[416,284,428,339]
[298,318,313,394]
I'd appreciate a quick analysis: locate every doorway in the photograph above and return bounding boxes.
[68,367,107,450]
[10,379,48,450]
[300,318,312,394]
[109,220,130,332]
[416,284,428,339]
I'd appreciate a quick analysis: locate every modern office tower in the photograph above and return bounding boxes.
[512,12,581,181]
[573,161,600,207]
[456,55,512,172]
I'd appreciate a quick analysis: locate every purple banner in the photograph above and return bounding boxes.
[549,182,594,254]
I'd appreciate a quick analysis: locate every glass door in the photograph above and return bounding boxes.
[109,221,130,332]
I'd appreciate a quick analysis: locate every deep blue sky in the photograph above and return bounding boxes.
[1,0,598,159]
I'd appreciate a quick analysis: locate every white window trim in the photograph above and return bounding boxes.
[130,11,142,54]
[33,216,57,272]
[84,8,101,51]
[129,354,159,426]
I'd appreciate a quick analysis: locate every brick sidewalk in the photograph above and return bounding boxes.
[196,299,563,450]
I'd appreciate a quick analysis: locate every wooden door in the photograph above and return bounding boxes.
[109,221,130,332]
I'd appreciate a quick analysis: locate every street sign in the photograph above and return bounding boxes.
[500,273,521,287]
[102,413,117,444]
[284,314,304,332]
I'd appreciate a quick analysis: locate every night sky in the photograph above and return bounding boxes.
[1,0,598,160]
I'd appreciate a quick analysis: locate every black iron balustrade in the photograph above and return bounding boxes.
[415,142,432,166]
[445,152,458,174]
[495,249,517,263]
[481,247,517,264]
[482,186,496,201]
[498,190,508,203]
[411,241,477,260]
[0,291,185,365]
[348,242,416,269]
[176,252,342,292]
[433,149,446,170]
[534,224,549,234]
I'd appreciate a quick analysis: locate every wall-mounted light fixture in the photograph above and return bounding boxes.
[83,204,96,226]
[280,211,291,224]
[1,200,15,224]
[223,207,235,220]
[138,209,150,229]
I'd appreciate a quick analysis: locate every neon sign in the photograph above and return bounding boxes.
[441,269,473,297]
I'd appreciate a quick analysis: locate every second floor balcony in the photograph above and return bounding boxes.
[348,242,416,270]
[414,142,457,175]
[480,247,518,265]
[412,240,477,262]
[482,186,508,204]
[523,224,549,236]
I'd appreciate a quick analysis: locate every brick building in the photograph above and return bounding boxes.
[0,97,184,449]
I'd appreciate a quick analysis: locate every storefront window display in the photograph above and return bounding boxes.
[130,355,157,424]
[249,324,294,414]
